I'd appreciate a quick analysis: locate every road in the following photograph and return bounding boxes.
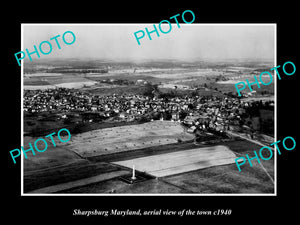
[226,131,273,149]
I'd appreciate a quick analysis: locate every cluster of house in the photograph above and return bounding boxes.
[23,88,274,133]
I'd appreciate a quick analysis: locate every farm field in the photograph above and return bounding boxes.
[23,135,83,172]
[23,60,275,99]
[59,140,274,194]
[23,126,274,194]
[24,74,98,89]
[64,121,194,158]
[113,145,242,177]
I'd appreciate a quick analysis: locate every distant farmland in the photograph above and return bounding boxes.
[24,74,97,89]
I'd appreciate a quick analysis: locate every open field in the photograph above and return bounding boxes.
[24,161,130,193]
[65,121,194,158]
[24,74,98,89]
[113,145,242,177]
[28,169,129,193]
[146,69,222,79]
[23,135,83,172]
[211,82,274,95]
[24,135,274,194]
[61,140,274,194]
[214,74,275,95]
[23,61,275,99]
[24,82,97,90]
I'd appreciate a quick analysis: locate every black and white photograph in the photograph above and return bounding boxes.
[21,24,276,195]
[4,4,298,224]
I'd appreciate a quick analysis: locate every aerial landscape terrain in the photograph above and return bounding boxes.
[23,58,275,194]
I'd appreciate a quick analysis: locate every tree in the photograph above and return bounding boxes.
[139,115,150,122]
[189,91,198,98]
[143,83,159,98]
[188,103,194,110]
[179,111,188,120]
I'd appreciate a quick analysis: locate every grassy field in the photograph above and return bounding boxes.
[23,132,274,194]
[113,145,241,177]
[61,139,274,194]
[24,112,145,137]
[24,161,129,193]
[86,73,172,84]
[64,121,194,158]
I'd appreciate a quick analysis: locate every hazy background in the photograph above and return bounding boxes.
[22,24,275,62]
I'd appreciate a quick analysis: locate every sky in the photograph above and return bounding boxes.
[22,24,275,62]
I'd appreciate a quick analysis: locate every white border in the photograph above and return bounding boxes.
[274,24,277,195]
[21,23,277,196]
[21,23,24,195]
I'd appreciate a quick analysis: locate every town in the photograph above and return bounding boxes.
[23,86,274,142]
